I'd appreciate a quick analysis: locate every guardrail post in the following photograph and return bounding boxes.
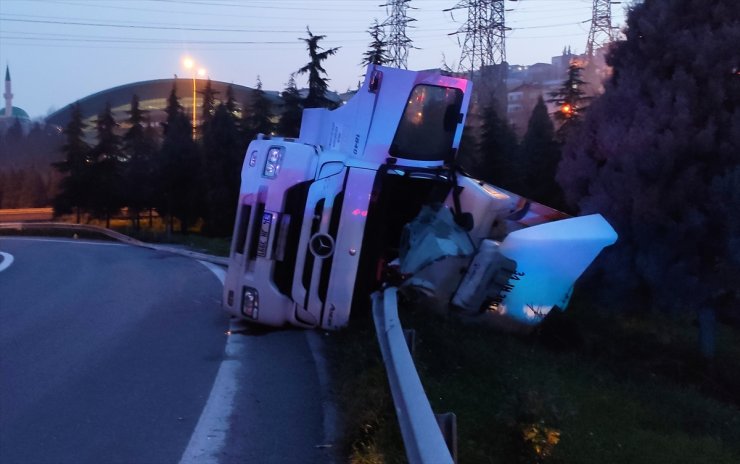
[435,412,458,464]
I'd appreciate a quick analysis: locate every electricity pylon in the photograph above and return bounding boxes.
[446,0,507,76]
[381,0,416,69]
[586,0,618,57]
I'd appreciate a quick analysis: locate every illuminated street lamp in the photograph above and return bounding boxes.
[183,57,206,139]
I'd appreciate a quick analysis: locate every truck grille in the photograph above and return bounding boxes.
[318,191,344,303]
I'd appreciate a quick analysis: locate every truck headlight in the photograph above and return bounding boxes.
[241,286,259,319]
[263,147,284,178]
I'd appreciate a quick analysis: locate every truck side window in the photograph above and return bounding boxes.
[389,85,463,161]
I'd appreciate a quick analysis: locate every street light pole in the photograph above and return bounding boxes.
[182,57,206,139]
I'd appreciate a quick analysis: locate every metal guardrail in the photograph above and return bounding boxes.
[372,287,454,464]
[0,222,228,266]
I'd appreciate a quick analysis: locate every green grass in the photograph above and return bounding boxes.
[324,310,407,464]
[330,291,740,463]
[118,227,232,257]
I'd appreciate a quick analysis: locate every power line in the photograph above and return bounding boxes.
[149,0,381,12]
[0,15,370,34]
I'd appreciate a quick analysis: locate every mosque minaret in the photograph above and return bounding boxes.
[4,65,13,118]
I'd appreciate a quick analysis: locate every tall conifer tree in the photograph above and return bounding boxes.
[241,76,274,144]
[477,102,520,191]
[362,20,390,66]
[89,101,123,227]
[157,83,202,233]
[297,27,340,108]
[201,102,242,235]
[122,94,158,229]
[53,102,91,223]
[557,0,740,357]
[520,97,563,208]
[277,75,303,138]
[549,63,591,140]
[200,78,218,129]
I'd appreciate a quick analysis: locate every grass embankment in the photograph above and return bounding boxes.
[328,292,740,464]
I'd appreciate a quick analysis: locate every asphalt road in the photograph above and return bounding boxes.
[0,237,332,464]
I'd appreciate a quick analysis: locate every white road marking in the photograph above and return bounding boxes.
[196,260,226,283]
[180,261,241,464]
[184,260,336,463]
[0,251,14,272]
[305,331,339,461]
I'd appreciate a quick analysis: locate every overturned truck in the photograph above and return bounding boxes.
[222,65,617,332]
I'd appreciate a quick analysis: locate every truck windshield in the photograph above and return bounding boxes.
[389,85,464,161]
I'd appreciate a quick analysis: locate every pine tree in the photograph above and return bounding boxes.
[201,102,243,235]
[276,74,303,138]
[157,83,203,233]
[122,94,158,229]
[557,0,740,358]
[241,76,274,144]
[53,102,91,223]
[362,19,390,67]
[297,27,340,108]
[224,84,238,117]
[19,168,47,207]
[200,78,218,129]
[2,169,24,208]
[476,102,520,191]
[519,97,564,208]
[548,63,591,140]
[5,118,23,145]
[25,123,45,159]
[88,101,124,227]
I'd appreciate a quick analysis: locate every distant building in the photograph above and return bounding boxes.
[505,47,606,136]
[44,78,348,141]
[45,78,282,140]
[0,65,32,135]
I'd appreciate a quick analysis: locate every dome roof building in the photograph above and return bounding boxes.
[45,78,281,141]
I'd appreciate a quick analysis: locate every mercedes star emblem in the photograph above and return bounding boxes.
[309,233,335,259]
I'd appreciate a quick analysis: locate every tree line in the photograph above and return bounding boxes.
[51,27,337,235]
[556,0,739,355]
[421,0,737,358]
[457,62,589,213]
[0,120,64,209]
[458,0,738,356]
